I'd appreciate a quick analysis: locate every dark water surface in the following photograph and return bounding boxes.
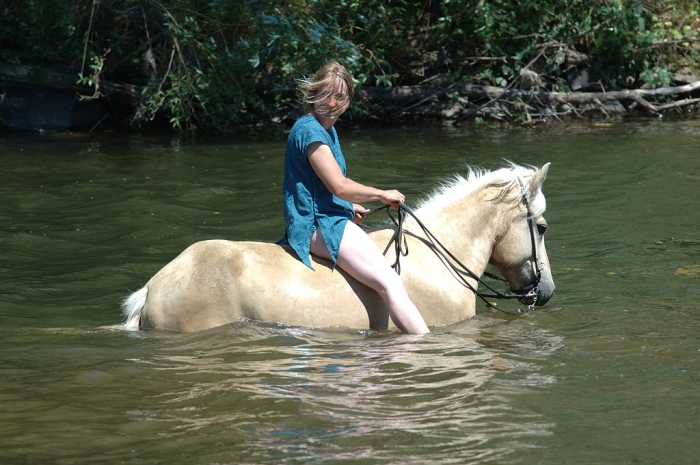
[1,119,699,464]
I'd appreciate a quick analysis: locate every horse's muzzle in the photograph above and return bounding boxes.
[516,288,538,306]
[515,287,554,306]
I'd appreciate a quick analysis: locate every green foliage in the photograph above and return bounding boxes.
[645,0,700,84]
[1,0,698,131]
[0,0,83,66]
[240,1,365,87]
[467,0,698,90]
[77,52,105,87]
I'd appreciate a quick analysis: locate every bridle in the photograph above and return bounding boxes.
[372,178,541,315]
[514,177,543,304]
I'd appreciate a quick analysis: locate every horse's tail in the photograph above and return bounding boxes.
[121,287,147,330]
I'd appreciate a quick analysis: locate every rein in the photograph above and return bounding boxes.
[368,180,541,314]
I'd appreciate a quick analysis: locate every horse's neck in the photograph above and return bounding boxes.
[413,190,504,276]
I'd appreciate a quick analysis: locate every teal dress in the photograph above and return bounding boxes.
[282,114,354,269]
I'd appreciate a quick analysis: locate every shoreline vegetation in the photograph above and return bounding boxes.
[1,0,699,132]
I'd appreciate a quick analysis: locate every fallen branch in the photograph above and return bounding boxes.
[358,80,700,120]
[653,97,700,111]
[652,37,700,47]
[361,80,700,103]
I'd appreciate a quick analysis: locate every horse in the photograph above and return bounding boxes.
[121,162,555,333]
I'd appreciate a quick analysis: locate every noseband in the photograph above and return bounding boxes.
[374,177,541,314]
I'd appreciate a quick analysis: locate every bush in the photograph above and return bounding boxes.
[1,0,698,131]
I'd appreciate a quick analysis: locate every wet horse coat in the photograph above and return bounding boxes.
[122,163,555,332]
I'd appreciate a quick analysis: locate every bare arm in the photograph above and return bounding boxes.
[307,142,404,207]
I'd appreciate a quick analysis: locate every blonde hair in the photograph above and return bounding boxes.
[298,61,354,114]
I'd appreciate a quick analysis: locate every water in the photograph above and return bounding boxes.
[1,119,699,464]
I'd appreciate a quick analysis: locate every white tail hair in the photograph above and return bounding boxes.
[121,287,147,330]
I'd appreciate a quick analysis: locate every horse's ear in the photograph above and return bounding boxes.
[529,162,551,195]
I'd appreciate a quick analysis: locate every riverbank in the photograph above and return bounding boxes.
[2,64,699,133]
[3,85,699,133]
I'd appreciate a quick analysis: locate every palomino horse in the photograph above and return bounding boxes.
[121,163,554,332]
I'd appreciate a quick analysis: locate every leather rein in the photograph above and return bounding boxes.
[370,178,541,315]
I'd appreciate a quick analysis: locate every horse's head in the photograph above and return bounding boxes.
[489,163,555,307]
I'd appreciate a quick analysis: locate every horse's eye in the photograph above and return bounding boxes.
[537,223,548,235]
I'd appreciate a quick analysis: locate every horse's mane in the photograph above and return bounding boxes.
[415,162,547,216]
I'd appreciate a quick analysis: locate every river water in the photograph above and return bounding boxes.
[1,119,699,464]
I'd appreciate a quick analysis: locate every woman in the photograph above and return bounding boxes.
[283,61,429,334]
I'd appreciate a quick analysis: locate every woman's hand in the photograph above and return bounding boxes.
[379,189,405,210]
[353,204,370,224]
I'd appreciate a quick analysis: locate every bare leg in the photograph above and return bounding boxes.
[310,222,430,334]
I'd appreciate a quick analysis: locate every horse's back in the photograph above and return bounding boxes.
[140,240,282,331]
[138,239,387,331]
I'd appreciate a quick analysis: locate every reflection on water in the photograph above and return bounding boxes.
[0,319,562,464]
[101,320,562,463]
[1,120,700,464]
